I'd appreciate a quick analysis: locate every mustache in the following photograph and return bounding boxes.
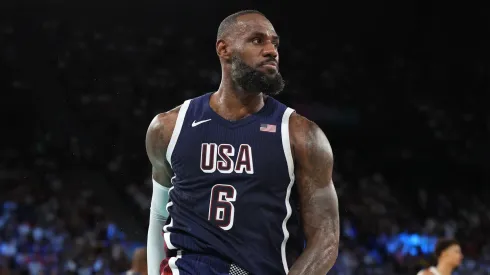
[257,58,278,67]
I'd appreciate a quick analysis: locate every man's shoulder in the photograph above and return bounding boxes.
[288,112,317,133]
[148,104,182,134]
[287,111,333,166]
[288,112,329,147]
[147,93,208,145]
[146,103,185,162]
[154,93,209,125]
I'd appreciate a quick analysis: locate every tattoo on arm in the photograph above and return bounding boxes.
[288,114,340,275]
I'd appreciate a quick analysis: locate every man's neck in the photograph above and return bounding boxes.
[212,85,265,121]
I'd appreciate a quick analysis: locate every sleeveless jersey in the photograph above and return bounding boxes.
[162,93,304,275]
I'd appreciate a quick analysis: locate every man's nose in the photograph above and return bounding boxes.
[262,42,278,59]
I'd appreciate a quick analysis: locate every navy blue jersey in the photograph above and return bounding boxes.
[163,93,304,275]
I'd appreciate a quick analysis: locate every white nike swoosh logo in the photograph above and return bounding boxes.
[192,119,212,127]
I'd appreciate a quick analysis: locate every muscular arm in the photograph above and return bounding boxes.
[288,114,340,275]
[145,109,178,275]
[146,112,175,187]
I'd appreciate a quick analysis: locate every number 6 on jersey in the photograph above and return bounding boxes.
[208,184,237,231]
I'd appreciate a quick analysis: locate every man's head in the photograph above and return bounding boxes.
[435,239,463,268]
[216,10,285,96]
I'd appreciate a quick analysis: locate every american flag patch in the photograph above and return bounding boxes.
[260,123,276,133]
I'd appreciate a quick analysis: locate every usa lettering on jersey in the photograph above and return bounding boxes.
[200,143,254,174]
[200,143,254,231]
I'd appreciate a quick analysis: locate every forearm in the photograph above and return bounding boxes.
[288,231,339,275]
[145,111,175,274]
[287,113,340,275]
[147,179,170,275]
[147,211,166,275]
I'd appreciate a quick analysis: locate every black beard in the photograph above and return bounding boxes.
[230,55,285,96]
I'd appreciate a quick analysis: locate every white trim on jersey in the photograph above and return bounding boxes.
[162,99,190,270]
[166,99,192,166]
[168,250,183,275]
[280,107,296,274]
[163,179,177,250]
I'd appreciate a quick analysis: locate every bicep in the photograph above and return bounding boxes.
[146,114,173,187]
[293,119,339,240]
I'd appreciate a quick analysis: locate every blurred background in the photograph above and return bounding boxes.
[1,0,489,274]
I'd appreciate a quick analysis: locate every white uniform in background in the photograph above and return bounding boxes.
[417,266,441,275]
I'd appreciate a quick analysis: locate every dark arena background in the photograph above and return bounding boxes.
[1,0,489,274]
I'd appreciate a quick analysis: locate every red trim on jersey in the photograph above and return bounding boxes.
[160,232,173,275]
[160,258,172,275]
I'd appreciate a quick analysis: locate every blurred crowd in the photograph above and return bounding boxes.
[0,168,135,274]
[0,117,153,275]
[1,6,489,275]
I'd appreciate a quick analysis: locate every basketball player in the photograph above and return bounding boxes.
[417,239,463,275]
[146,10,339,275]
[124,247,148,275]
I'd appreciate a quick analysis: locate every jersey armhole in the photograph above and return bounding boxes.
[166,99,192,166]
[280,107,295,178]
[279,107,295,274]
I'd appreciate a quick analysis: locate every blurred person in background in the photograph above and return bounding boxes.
[145,9,339,275]
[124,247,147,275]
[417,239,463,275]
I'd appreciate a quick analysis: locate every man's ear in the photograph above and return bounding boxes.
[216,39,231,61]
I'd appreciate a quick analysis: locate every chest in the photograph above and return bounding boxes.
[171,122,290,184]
